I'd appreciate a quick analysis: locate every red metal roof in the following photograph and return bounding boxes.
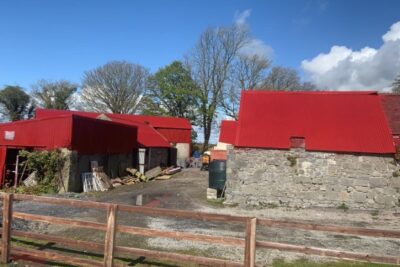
[35,109,171,148]
[110,114,192,130]
[0,115,138,154]
[379,94,400,135]
[219,120,237,144]
[36,109,191,129]
[234,91,395,154]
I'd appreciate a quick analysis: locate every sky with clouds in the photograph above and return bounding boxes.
[0,0,399,93]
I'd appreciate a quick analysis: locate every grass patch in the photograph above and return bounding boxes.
[206,198,226,208]
[273,258,396,267]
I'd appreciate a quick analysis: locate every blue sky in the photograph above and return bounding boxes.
[1,0,400,90]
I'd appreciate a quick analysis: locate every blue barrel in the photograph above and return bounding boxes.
[208,160,227,190]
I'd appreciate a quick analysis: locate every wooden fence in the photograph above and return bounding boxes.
[0,192,399,267]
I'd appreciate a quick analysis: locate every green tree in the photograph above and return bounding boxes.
[0,85,33,121]
[144,61,199,121]
[32,80,77,110]
[393,73,400,93]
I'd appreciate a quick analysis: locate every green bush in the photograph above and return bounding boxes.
[17,149,65,194]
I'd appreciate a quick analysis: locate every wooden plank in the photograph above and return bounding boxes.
[12,193,248,223]
[244,218,257,267]
[12,212,106,231]
[117,224,245,246]
[13,193,108,210]
[117,203,248,223]
[11,231,243,267]
[11,246,103,267]
[256,240,400,265]
[12,230,104,252]
[257,218,400,239]
[104,204,118,267]
[1,193,13,263]
[115,245,244,267]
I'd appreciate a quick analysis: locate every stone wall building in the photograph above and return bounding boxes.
[221,91,400,210]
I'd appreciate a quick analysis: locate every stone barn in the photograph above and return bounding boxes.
[221,91,400,210]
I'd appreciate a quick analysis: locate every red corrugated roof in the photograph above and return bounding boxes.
[35,109,171,148]
[219,120,237,144]
[234,91,395,154]
[379,94,400,135]
[110,114,192,130]
[0,114,138,154]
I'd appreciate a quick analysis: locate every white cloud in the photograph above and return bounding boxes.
[234,9,251,26]
[301,21,400,91]
[383,21,400,42]
[234,9,274,58]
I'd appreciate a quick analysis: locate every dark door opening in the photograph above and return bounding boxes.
[3,148,33,188]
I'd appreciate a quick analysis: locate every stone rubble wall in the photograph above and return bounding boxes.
[61,149,133,192]
[225,148,400,209]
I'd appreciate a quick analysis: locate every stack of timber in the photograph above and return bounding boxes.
[109,166,182,187]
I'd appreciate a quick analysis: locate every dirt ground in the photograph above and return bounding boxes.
[11,168,400,266]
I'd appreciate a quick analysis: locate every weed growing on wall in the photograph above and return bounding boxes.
[17,149,65,194]
[286,155,297,167]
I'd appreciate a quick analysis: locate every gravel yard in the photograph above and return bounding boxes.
[9,168,400,266]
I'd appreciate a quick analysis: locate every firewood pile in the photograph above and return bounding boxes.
[111,166,182,187]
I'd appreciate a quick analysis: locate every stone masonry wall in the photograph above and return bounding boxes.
[225,148,400,209]
[61,150,133,192]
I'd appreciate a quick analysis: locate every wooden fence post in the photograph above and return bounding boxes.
[103,204,118,267]
[1,193,13,263]
[244,217,257,267]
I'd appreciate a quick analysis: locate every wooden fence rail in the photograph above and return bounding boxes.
[0,192,400,267]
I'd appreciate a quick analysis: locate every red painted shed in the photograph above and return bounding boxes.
[34,109,171,148]
[35,109,191,145]
[219,120,237,144]
[232,91,395,154]
[0,114,138,187]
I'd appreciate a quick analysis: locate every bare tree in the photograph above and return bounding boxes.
[187,25,248,151]
[262,66,301,91]
[297,81,317,91]
[81,61,149,114]
[32,80,77,110]
[393,73,400,93]
[221,54,270,119]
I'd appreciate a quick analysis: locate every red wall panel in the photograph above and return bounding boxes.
[0,116,72,149]
[71,115,138,154]
[219,120,237,144]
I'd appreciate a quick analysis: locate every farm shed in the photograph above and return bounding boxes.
[0,114,138,192]
[35,109,177,171]
[97,113,192,165]
[222,91,400,210]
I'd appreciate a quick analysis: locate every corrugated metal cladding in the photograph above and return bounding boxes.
[379,94,400,135]
[0,115,138,154]
[219,120,237,144]
[35,109,190,145]
[234,91,395,154]
[156,128,191,143]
